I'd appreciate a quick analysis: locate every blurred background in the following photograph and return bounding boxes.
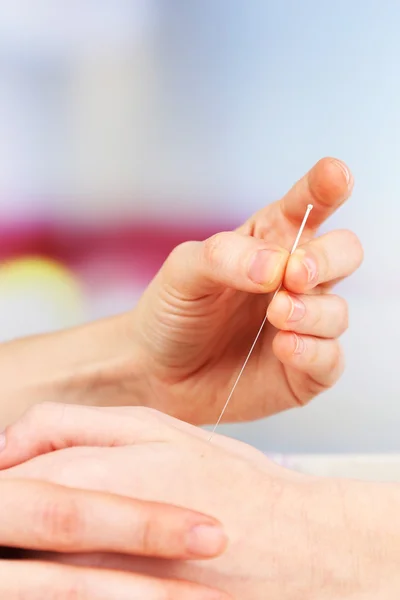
[0,0,396,453]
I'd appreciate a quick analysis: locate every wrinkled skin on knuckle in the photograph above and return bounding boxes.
[202,233,226,271]
[32,494,85,551]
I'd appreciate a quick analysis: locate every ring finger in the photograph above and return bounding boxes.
[267,291,348,338]
[273,333,345,396]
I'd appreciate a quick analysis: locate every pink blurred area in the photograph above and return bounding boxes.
[1,1,397,454]
[0,0,241,329]
[0,199,236,330]
[0,212,229,286]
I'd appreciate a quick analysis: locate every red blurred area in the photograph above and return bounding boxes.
[0,218,231,283]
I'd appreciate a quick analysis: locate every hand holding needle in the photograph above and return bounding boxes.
[208,204,314,441]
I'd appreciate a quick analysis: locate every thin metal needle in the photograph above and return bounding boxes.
[208,204,313,442]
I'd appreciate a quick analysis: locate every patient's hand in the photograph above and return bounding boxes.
[1,403,400,599]
[0,476,229,599]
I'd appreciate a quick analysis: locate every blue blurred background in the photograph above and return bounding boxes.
[0,0,396,452]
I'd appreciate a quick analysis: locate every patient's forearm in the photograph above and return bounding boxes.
[131,480,400,598]
[0,314,145,427]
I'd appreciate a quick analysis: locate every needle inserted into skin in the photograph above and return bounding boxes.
[208,204,313,442]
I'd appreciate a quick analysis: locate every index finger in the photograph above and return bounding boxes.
[279,157,353,232]
[0,478,228,560]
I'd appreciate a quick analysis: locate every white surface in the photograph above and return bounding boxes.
[271,455,400,482]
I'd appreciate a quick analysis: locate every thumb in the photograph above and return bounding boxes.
[160,231,289,298]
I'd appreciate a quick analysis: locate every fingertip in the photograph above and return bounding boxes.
[274,333,346,386]
[182,511,228,558]
[186,523,229,558]
[267,291,292,328]
[330,158,352,188]
[308,157,353,208]
[341,228,365,267]
[284,251,310,292]
[272,330,298,362]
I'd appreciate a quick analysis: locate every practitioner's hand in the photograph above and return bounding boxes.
[1,403,398,600]
[129,157,363,423]
[0,158,362,429]
[0,464,229,598]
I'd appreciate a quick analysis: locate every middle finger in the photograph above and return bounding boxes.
[283,229,363,294]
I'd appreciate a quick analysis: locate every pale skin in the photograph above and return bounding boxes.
[0,475,229,599]
[0,157,365,597]
[0,157,363,427]
[1,403,400,600]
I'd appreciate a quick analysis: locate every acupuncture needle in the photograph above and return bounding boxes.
[208,203,313,442]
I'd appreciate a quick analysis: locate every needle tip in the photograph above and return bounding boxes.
[307,204,313,210]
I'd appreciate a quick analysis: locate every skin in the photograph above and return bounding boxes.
[0,156,363,596]
[1,403,400,600]
[0,155,363,597]
[130,157,363,423]
[0,474,229,599]
[0,157,363,427]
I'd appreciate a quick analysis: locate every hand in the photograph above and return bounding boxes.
[0,464,230,599]
[0,158,362,428]
[1,403,399,600]
[129,157,363,423]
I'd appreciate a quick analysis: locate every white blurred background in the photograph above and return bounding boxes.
[0,0,396,452]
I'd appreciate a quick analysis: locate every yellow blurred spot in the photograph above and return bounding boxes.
[0,256,85,337]
[0,256,77,285]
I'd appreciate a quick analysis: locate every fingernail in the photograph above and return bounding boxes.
[0,431,6,452]
[302,255,318,284]
[332,159,351,187]
[287,295,306,322]
[186,524,228,557]
[248,249,285,286]
[293,334,305,354]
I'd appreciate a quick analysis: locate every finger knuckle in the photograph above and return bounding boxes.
[168,240,195,265]
[34,495,84,550]
[291,390,311,408]
[136,513,156,555]
[22,401,60,426]
[202,232,230,270]
[345,229,364,267]
[129,407,175,443]
[132,406,162,423]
